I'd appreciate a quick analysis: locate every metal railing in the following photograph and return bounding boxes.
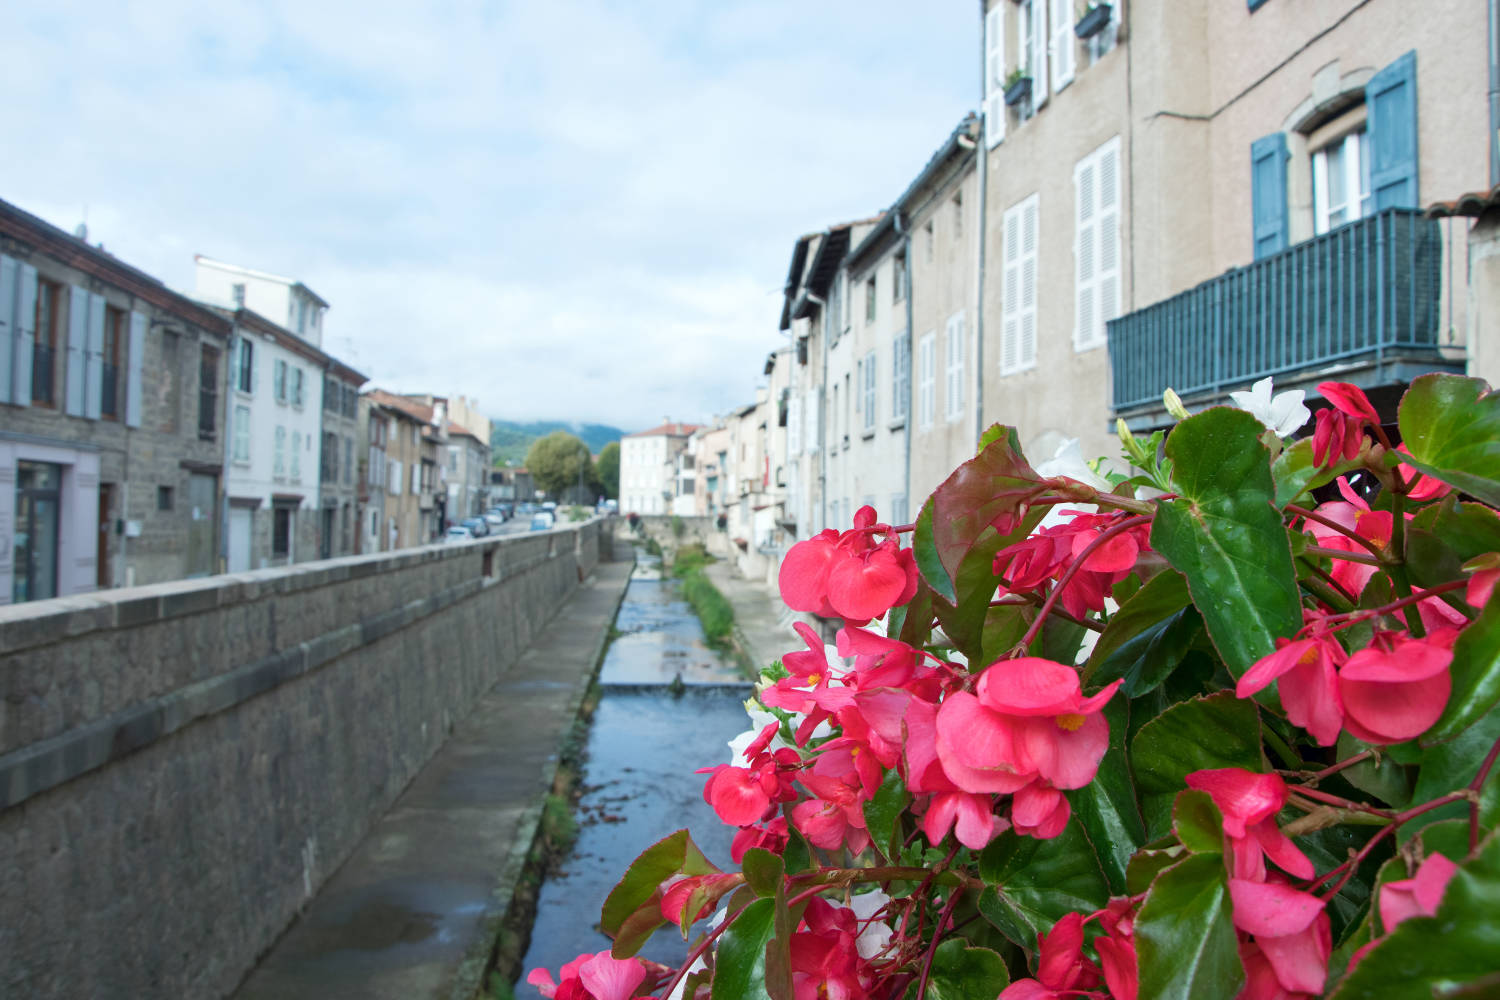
[1109,208,1442,412]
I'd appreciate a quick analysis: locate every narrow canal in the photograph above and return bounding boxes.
[520,552,755,980]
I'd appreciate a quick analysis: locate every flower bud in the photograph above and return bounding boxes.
[1163,388,1190,421]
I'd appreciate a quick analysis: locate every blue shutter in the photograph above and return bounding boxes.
[228,336,241,393]
[1250,132,1289,260]
[14,264,36,407]
[125,311,146,427]
[0,256,15,405]
[65,285,89,415]
[1367,50,1419,211]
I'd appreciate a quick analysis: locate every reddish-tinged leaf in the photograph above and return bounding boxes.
[928,425,1043,599]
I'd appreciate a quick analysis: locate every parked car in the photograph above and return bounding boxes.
[460,516,488,537]
[486,506,509,521]
[483,513,505,532]
[444,526,474,543]
[529,514,553,531]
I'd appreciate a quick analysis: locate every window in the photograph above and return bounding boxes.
[160,330,179,432]
[233,405,251,462]
[323,431,339,481]
[945,312,966,421]
[892,332,911,423]
[862,351,877,433]
[1050,0,1078,86]
[1075,137,1121,351]
[864,277,877,324]
[273,358,287,402]
[984,3,1006,147]
[234,337,253,393]
[918,331,936,429]
[157,486,174,511]
[291,431,302,480]
[32,279,61,406]
[291,367,304,407]
[272,502,295,557]
[1018,0,1047,119]
[274,425,286,478]
[892,253,906,303]
[198,345,219,439]
[1002,194,1040,374]
[1312,130,1372,235]
[344,437,353,485]
[101,305,124,419]
[232,282,246,307]
[1085,0,1119,64]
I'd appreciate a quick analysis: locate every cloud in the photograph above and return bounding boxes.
[0,0,975,432]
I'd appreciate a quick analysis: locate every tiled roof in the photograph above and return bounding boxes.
[1426,183,1500,218]
[625,422,700,438]
[366,388,434,424]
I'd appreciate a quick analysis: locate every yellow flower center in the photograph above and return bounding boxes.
[1055,712,1086,732]
[807,673,822,686]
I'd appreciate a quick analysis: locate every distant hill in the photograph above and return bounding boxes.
[490,419,626,466]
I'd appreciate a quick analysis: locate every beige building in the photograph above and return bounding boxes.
[976,0,1478,466]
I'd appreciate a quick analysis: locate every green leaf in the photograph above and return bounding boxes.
[911,939,1011,1000]
[1294,823,1387,942]
[981,602,1033,665]
[977,819,1110,949]
[897,576,936,648]
[1408,702,1500,839]
[1135,854,1245,1000]
[711,898,777,1000]
[863,768,910,861]
[741,848,783,898]
[1085,570,1192,686]
[1424,596,1500,743]
[1398,373,1500,507]
[935,510,1044,665]
[1068,697,1147,894]
[1330,832,1500,999]
[914,498,955,603]
[1336,733,1412,809]
[1150,407,1302,677]
[928,425,1043,602]
[1272,438,1361,509]
[602,829,720,936]
[1127,845,1186,894]
[1411,496,1500,565]
[780,823,811,874]
[1173,790,1225,855]
[1131,691,1265,839]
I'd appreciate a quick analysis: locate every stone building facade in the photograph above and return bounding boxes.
[0,198,231,603]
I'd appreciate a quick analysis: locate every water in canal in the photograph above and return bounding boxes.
[520,553,756,982]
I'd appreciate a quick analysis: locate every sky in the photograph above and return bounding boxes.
[1,1,977,433]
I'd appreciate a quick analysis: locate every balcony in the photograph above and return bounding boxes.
[1109,208,1462,425]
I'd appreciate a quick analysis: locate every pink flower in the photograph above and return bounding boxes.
[1094,900,1139,1000]
[1394,443,1451,501]
[1237,636,1345,747]
[1010,779,1072,840]
[921,789,1007,849]
[789,898,878,1000]
[1319,382,1379,423]
[1000,912,1103,999]
[1337,635,1453,744]
[730,816,788,864]
[778,507,916,624]
[527,951,649,1000]
[1185,769,1313,881]
[1379,851,1458,933]
[1229,879,1331,996]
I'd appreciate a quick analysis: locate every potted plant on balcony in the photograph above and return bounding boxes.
[1003,67,1032,107]
[1075,1,1112,38]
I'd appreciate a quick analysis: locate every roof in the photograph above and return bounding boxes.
[625,422,701,438]
[216,307,367,385]
[847,113,980,273]
[0,198,232,336]
[195,253,330,307]
[447,421,483,441]
[366,388,436,424]
[1426,183,1500,218]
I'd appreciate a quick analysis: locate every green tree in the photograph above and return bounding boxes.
[595,441,620,500]
[525,431,593,500]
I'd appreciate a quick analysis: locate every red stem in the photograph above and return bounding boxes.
[914,888,962,1000]
[1016,515,1152,651]
[1470,734,1500,853]
[1309,791,1470,900]
[1310,579,1469,637]
[1287,504,1388,560]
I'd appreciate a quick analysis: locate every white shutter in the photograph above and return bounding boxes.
[1075,155,1098,350]
[920,333,936,428]
[65,285,89,415]
[229,337,241,393]
[984,4,1006,148]
[946,314,965,419]
[0,256,15,405]
[1050,0,1075,92]
[13,263,36,406]
[1002,206,1021,373]
[84,292,105,420]
[788,394,802,457]
[1021,196,1039,368]
[125,311,146,427]
[1097,139,1122,343]
[1032,0,1049,107]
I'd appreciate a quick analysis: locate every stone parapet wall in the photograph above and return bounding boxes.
[0,516,606,1000]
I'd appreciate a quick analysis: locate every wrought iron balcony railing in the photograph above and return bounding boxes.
[1108,207,1443,414]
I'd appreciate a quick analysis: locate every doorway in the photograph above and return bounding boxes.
[228,505,253,573]
[14,461,63,603]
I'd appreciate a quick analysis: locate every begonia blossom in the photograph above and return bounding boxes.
[1229,879,1330,996]
[1379,851,1458,933]
[1236,636,1346,747]
[1337,634,1453,745]
[1185,768,1312,880]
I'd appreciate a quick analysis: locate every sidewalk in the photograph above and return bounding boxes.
[701,559,802,676]
[233,559,634,1000]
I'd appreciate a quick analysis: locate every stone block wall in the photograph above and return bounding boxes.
[0,517,604,999]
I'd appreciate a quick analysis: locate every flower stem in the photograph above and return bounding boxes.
[1287,504,1388,559]
[1016,515,1152,653]
[1470,734,1500,853]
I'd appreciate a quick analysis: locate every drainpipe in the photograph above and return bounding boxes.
[1491,0,1499,186]
[974,3,990,444]
[894,211,914,524]
[807,291,828,535]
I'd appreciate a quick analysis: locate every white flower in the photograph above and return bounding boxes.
[1034,438,1112,493]
[1229,376,1310,438]
[848,889,895,959]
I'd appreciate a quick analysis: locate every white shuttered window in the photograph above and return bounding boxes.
[984,4,1005,147]
[862,351,876,432]
[918,332,936,429]
[788,394,802,457]
[1050,0,1075,92]
[1025,0,1048,110]
[892,332,910,422]
[1074,137,1122,351]
[1001,194,1040,374]
[944,312,966,422]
